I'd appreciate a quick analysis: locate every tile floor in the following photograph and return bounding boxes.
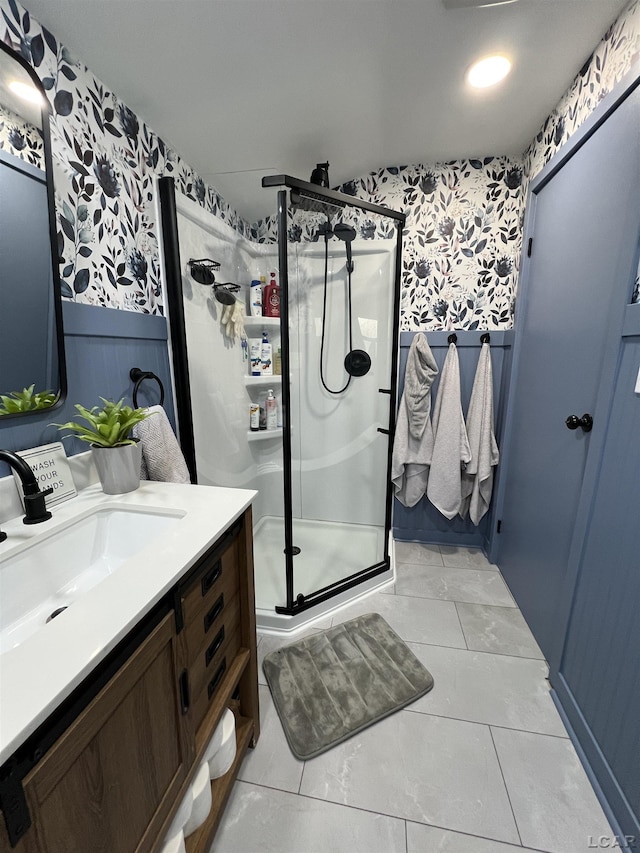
[210,543,614,853]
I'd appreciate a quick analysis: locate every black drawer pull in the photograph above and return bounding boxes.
[205,626,225,666]
[204,593,224,633]
[179,669,190,715]
[208,658,227,699]
[201,561,222,596]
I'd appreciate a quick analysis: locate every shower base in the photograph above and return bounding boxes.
[252,515,394,634]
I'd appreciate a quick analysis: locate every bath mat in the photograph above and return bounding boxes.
[262,612,434,760]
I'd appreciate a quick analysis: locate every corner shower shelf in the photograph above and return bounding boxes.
[247,428,283,442]
[244,375,282,386]
[245,316,280,329]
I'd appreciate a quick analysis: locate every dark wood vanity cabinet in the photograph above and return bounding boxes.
[0,507,259,853]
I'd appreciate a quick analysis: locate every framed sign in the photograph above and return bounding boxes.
[13,442,77,509]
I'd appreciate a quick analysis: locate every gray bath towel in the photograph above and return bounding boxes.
[132,405,191,483]
[427,342,471,519]
[391,334,439,507]
[460,342,499,525]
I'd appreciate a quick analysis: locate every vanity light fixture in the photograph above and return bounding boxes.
[467,55,511,88]
[9,79,44,105]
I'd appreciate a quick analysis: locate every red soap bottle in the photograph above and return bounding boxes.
[263,272,280,318]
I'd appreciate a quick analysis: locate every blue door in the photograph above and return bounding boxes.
[496,84,640,662]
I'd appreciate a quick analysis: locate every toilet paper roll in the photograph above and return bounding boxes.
[159,827,185,853]
[183,761,212,838]
[203,707,235,763]
[207,708,237,779]
[165,785,193,840]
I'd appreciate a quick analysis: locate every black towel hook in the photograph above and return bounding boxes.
[480,333,491,344]
[130,367,165,409]
[447,333,457,344]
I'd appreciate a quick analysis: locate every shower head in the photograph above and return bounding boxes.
[333,223,356,243]
[334,222,356,273]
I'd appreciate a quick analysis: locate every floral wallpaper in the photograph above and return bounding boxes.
[1,0,252,315]
[0,100,43,168]
[524,0,640,182]
[2,0,638,318]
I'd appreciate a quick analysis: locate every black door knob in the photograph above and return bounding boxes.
[565,413,593,433]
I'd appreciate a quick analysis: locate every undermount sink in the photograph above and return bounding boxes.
[0,506,183,655]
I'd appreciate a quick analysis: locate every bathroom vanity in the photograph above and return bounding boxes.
[0,482,259,852]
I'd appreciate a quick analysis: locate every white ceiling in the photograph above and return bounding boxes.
[23,0,629,223]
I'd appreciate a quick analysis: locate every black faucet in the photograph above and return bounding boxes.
[0,450,53,542]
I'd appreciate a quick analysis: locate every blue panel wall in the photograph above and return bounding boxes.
[392,329,513,551]
[0,303,173,477]
[553,304,640,844]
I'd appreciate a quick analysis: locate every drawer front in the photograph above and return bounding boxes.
[181,539,240,661]
[191,632,242,733]
[189,592,241,704]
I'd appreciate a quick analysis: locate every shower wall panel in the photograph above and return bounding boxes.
[174,195,279,523]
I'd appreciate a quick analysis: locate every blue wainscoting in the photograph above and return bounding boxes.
[392,329,513,552]
[0,303,174,476]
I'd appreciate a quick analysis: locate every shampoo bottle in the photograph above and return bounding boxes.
[265,389,278,431]
[250,279,262,317]
[261,330,273,376]
[259,275,267,316]
[263,271,280,318]
[250,339,262,376]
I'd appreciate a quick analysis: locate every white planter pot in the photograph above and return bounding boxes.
[91,441,142,495]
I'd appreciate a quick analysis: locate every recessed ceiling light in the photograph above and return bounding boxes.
[9,80,44,105]
[467,55,511,88]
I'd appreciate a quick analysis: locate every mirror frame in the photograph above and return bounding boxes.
[0,40,67,420]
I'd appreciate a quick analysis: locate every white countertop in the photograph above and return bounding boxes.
[0,482,256,766]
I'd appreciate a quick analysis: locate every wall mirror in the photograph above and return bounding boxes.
[0,40,66,419]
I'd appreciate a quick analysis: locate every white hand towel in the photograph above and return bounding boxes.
[460,342,499,525]
[391,333,439,507]
[426,342,471,519]
[132,405,191,484]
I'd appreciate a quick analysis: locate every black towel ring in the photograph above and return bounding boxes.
[130,367,165,409]
[480,333,491,344]
[447,333,458,344]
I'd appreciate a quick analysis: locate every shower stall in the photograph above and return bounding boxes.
[159,175,405,631]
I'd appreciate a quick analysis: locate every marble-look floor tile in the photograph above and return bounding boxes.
[456,602,544,659]
[407,822,542,852]
[210,781,406,853]
[395,563,516,607]
[237,685,303,793]
[329,590,467,648]
[300,710,519,844]
[408,643,566,736]
[439,545,497,570]
[394,540,444,566]
[492,727,613,853]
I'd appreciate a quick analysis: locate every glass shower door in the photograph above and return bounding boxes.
[284,209,400,610]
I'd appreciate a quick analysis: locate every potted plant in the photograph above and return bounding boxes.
[56,397,152,494]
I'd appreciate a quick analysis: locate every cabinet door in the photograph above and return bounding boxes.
[19,612,192,853]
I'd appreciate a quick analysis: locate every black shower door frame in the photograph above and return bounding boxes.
[263,175,405,616]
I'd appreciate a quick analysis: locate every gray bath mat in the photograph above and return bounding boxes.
[262,612,434,760]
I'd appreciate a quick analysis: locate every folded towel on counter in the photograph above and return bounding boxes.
[426,342,471,519]
[132,405,191,484]
[391,333,439,507]
[460,342,499,525]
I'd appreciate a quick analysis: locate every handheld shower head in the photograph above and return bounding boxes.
[333,223,356,243]
[334,222,356,273]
